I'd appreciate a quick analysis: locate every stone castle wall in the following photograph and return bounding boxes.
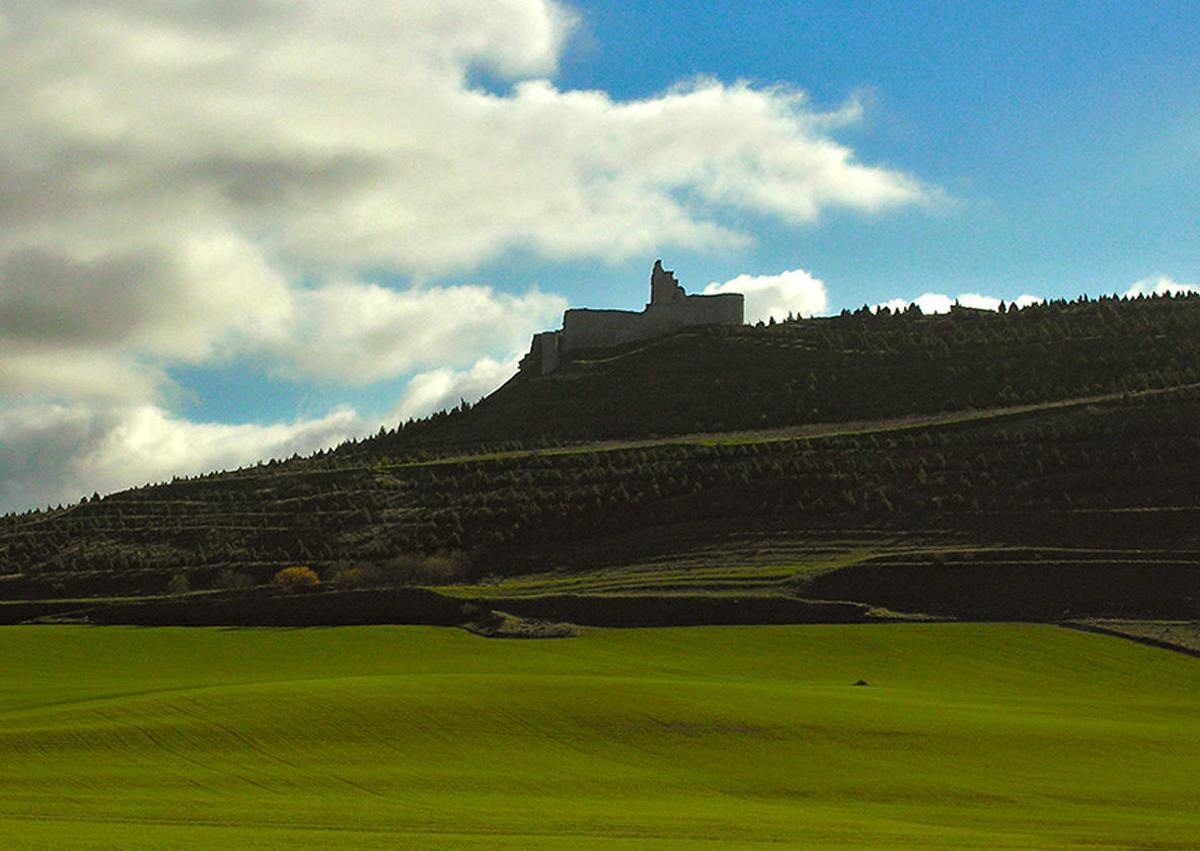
[559,294,743,353]
[529,330,562,374]
[519,261,744,375]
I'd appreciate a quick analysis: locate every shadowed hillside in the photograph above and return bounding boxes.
[3,291,1200,624]
[374,291,1200,447]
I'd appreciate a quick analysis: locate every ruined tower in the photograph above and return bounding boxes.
[649,259,686,306]
[519,260,744,376]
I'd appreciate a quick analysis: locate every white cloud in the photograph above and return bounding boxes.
[0,0,937,512]
[704,269,829,323]
[270,284,564,384]
[78,404,361,485]
[0,1,931,278]
[1124,276,1199,298]
[0,0,933,395]
[0,232,292,400]
[875,291,1042,314]
[29,234,286,347]
[392,357,520,421]
[0,402,362,513]
[0,352,531,511]
[0,346,165,403]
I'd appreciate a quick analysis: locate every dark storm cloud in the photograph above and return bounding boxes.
[0,247,174,345]
[184,153,387,210]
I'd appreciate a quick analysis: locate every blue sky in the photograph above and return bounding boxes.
[528,0,1200,304]
[0,1,1197,511]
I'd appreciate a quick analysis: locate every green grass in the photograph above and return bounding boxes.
[436,550,877,598]
[436,545,1035,600]
[2,624,1199,848]
[1073,619,1200,655]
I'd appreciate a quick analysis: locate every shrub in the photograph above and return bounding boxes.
[214,568,254,591]
[330,566,363,591]
[383,550,470,586]
[274,565,320,592]
[327,562,387,590]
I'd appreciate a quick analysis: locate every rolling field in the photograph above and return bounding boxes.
[2,625,1200,849]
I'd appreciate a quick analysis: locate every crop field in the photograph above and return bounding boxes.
[3,625,1200,848]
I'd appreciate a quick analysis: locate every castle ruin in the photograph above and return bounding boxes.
[520,260,744,375]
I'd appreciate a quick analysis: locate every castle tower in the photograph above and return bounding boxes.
[649,259,686,306]
[521,259,744,375]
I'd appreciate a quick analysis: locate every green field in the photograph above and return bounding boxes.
[3,625,1199,849]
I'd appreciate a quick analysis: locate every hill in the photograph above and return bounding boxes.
[3,291,1200,624]
[377,291,1200,446]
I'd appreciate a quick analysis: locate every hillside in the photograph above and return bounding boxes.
[377,292,1200,447]
[3,292,1200,624]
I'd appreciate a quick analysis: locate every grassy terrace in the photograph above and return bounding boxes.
[438,542,1200,602]
[3,624,1199,849]
[437,550,877,598]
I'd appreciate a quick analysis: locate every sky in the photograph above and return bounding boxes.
[1,0,1198,512]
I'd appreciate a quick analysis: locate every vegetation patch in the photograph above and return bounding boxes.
[1067,618,1200,657]
[461,608,582,638]
[3,624,1200,848]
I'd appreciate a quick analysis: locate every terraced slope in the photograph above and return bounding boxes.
[7,385,1200,621]
[4,293,1200,622]
[2,624,1199,849]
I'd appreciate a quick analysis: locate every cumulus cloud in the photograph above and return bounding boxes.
[0,231,295,403]
[0,402,362,513]
[392,357,521,421]
[270,284,564,384]
[0,347,165,404]
[704,269,829,323]
[0,0,936,511]
[1124,276,1199,298]
[0,1,930,277]
[0,234,289,354]
[875,292,1042,314]
[0,0,931,390]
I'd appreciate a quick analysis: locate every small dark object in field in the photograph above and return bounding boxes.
[853,679,869,686]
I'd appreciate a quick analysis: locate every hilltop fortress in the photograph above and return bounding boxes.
[520,260,744,375]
